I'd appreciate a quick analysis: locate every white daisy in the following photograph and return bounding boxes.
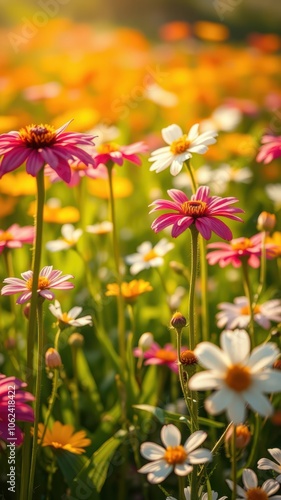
[258,448,281,483]
[188,329,281,424]
[125,238,174,275]
[226,468,281,499]
[216,296,281,330]
[49,300,92,328]
[149,123,218,176]
[46,224,82,252]
[167,486,227,500]
[86,221,113,235]
[138,424,212,484]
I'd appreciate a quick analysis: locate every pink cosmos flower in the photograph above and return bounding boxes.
[0,224,34,253]
[134,342,182,373]
[150,186,244,240]
[256,134,281,164]
[93,141,148,167]
[44,160,108,187]
[0,374,34,445]
[0,120,96,183]
[1,265,74,304]
[206,233,277,268]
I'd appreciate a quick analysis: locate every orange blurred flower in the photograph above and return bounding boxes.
[28,200,80,223]
[158,22,190,42]
[106,280,153,303]
[193,21,229,42]
[87,177,133,199]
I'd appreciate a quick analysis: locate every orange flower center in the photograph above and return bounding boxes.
[181,200,207,216]
[155,349,177,362]
[246,488,268,500]
[240,304,261,315]
[143,249,158,262]
[231,238,253,251]
[70,161,87,172]
[164,445,187,464]
[60,312,72,323]
[19,124,57,148]
[0,231,13,242]
[97,142,120,154]
[225,364,251,392]
[170,135,191,155]
[26,276,51,291]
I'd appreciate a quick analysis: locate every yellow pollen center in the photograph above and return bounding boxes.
[155,349,177,362]
[164,445,187,465]
[246,488,268,500]
[70,162,87,172]
[26,276,51,291]
[225,364,251,392]
[181,200,207,217]
[240,304,261,316]
[61,312,72,323]
[231,238,253,251]
[143,249,158,262]
[97,142,120,154]
[0,231,14,242]
[19,124,57,148]
[170,135,191,155]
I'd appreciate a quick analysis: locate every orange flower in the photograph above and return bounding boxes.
[28,200,80,223]
[106,280,153,302]
[193,21,229,42]
[37,421,91,455]
[87,177,133,199]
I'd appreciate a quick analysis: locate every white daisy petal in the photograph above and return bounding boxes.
[147,463,173,484]
[68,306,82,319]
[140,442,165,460]
[187,123,199,141]
[243,388,273,418]
[226,393,247,424]
[204,388,232,415]
[184,430,207,453]
[220,329,250,364]
[248,343,279,371]
[188,371,222,391]
[174,463,193,476]
[188,448,212,464]
[262,478,281,495]
[269,449,281,465]
[226,479,247,498]
[170,159,184,176]
[162,124,183,144]
[258,458,281,474]
[161,424,181,448]
[242,468,258,489]
[194,342,230,370]
[253,370,281,393]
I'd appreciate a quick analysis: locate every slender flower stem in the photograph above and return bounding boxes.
[199,236,209,342]
[188,227,199,351]
[178,475,186,500]
[28,299,45,500]
[254,230,267,305]
[185,160,197,193]
[39,369,60,447]
[231,425,237,500]
[241,258,256,345]
[70,345,80,427]
[107,163,126,371]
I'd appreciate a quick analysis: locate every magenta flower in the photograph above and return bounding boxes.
[0,374,34,445]
[0,120,96,183]
[93,141,148,167]
[134,342,179,373]
[256,134,281,164]
[150,186,244,240]
[45,159,108,187]
[206,233,277,268]
[1,265,74,304]
[0,224,34,253]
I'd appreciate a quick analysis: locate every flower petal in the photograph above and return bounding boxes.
[161,424,181,448]
[140,442,165,460]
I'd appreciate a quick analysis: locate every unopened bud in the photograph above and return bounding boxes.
[225,424,251,449]
[45,348,62,369]
[180,349,197,366]
[257,211,276,231]
[138,332,154,351]
[170,311,187,331]
[68,332,84,348]
[23,303,31,319]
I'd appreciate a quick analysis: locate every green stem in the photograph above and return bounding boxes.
[199,237,209,342]
[20,167,45,500]
[70,346,80,427]
[241,258,256,346]
[178,475,186,500]
[188,227,199,351]
[185,160,197,193]
[231,425,237,500]
[254,230,266,305]
[190,465,198,500]
[28,299,45,500]
[39,369,60,447]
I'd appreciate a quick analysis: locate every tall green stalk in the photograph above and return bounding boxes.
[241,258,256,346]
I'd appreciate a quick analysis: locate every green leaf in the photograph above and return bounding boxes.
[76,349,104,417]
[56,450,88,487]
[133,404,224,428]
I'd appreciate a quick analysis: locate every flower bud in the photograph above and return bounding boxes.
[225,424,251,449]
[170,311,187,331]
[179,349,197,366]
[45,348,62,369]
[23,303,31,319]
[68,332,84,348]
[257,211,276,231]
[138,332,154,351]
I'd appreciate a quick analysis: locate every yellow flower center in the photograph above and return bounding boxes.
[240,304,261,316]
[155,349,177,362]
[70,161,87,172]
[143,249,158,262]
[231,238,253,251]
[97,142,120,154]
[164,445,187,464]
[60,312,72,323]
[0,231,13,242]
[26,276,51,291]
[19,124,57,148]
[225,364,252,392]
[181,200,207,216]
[170,135,191,155]
[246,488,268,500]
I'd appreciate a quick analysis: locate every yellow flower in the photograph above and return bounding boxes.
[0,197,17,218]
[28,200,80,223]
[37,421,91,455]
[0,171,50,196]
[87,177,133,199]
[106,280,153,302]
[266,232,281,257]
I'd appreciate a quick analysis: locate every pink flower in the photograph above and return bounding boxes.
[256,134,281,164]
[150,186,244,240]
[1,265,74,304]
[45,159,108,187]
[0,374,34,445]
[0,224,34,253]
[93,141,148,167]
[134,342,180,373]
[0,120,96,183]
[206,233,277,268]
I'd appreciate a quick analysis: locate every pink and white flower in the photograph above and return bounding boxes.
[258,448,281,483]
[256,134,281,164]
[0,374,34,445]
[46,224,83,252]
[45,160,107,187]
[125,238,174,275]
[1,265,74,304]
[49,300,92,328]
[93,140,148,167]
[0,120,96,183]
[206,233,277,268]
[138,424,212,484]
[149,123,217,176]
[0,224,34,253]
[216,297,281,330]
[134,342,180,373]
[226,468,281,499]
[189,329,281,424]
[150,186,244,240]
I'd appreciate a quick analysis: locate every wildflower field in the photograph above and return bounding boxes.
[0,5,281,500]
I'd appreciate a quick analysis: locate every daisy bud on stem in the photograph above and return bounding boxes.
[45,348,62,370]
[257,211,276,232]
